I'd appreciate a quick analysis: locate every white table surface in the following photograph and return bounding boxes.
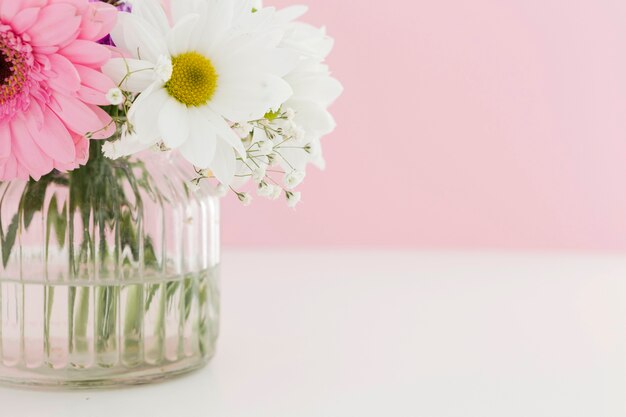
[1,250,625,417]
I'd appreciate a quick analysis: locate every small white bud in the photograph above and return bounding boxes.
[257,182,272,197]
[252,167,266,184]
[106,87,124,105]
[154,55,173,83]
[286,191,302,208]
[274,118,292,135]
[284,170,306,189]
[238,192,253,206]
[284,108,296,120]
[215,184,229,197]
[269,185,282,200]
[233,122,253,139]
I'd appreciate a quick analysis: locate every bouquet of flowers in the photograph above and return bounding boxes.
[0,0,341,388]
[0,0,342,207]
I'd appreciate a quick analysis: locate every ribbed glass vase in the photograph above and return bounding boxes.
[0,142,220,388]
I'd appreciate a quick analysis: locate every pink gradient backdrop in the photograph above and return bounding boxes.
[222,0,626,250]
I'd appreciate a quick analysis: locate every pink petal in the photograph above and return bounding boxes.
[46,53,81,94]
[28,109,76,163]
[28,4,81,47]
[50,92,112,138]
[27,100,45,130]
[16,162,31,181]
[75,64,115,93]
[10,117,53,178]
[0,0,22,21]
[0,123,11,159]
[75,64,115,105]
[0,156,18,181]
[11,7,39,34]
[77,85,106,105]
[33,45,59,55]
[48,0,85,10]
[88,105,115,139]
[79,2,117,41]
[60,40,110,66]
[21,0,50,6]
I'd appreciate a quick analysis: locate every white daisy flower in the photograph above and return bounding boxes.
[276,58,342,171]
[103,0,297,185]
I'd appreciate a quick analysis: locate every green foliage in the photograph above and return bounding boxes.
[0,140,161,274]
[1,214,19,268]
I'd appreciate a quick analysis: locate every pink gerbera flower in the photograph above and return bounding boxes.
[0,0,118,180]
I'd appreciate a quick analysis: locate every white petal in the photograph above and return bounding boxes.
[287,98,336,137]
[210,74,293,122]
[213,35,298,77]
[226,7,276,40]
[210,138,236,185]
[167,13,200,56]
[131,86,170,144]
[232,0,255,18]
[158,98,190,148]
[287,71,343,107]
[103,131,155,159]
[194,0,236,55]
[171,0,207,25]
[211,29,284,67]
[282,22,334,60]
[133,0,171,36]
[116,13,168,62]
[178,108,217,168]
[201,107,246,157]
[102,58,157,93]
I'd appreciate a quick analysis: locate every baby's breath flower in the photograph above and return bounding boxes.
[265,184,282,200]
[106,87,124,105]
[286,191,302,208]
[284,170,306,189]
[252,167,266,184]
[237,192,253,206]
[257,182,273,197]
[233,122,253,139]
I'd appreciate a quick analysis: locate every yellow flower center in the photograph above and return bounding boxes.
[165,52,218,107]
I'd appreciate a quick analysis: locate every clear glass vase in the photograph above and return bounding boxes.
[0,142,220,388]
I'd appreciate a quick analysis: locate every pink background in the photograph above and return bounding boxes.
[223,0,626,250]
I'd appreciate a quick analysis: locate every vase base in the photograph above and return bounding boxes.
[0,353,214,390]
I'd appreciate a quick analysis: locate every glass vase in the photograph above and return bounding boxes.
[0,142,220,388]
